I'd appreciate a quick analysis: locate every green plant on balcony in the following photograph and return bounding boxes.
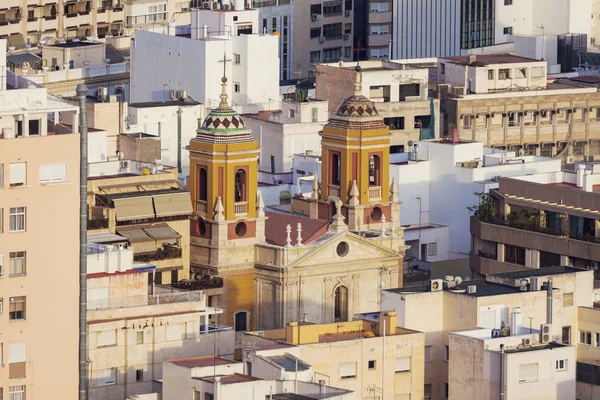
[134,245,182,262]
[467,192,499,221]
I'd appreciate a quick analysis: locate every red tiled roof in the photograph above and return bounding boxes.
[265,211,328,246]
[170,356,239,369]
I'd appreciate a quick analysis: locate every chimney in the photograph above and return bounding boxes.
[510,307,522,336]
[378,311,397,336]
[452,128,459,144]
[286,321,299,344]
[546,278,553,324]
[468,54,477,64]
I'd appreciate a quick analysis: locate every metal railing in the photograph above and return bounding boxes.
[87,290,204,310]
[328,184,340,198]
[368,186,382,201]
[234,201,248,216]
[200,323,233,334]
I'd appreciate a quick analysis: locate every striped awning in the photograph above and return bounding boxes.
[153,192,192,218]
[117,227,153,243]
[143,224,180,241]
[113,197,155,222]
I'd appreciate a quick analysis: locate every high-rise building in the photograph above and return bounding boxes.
[0,39,81,399]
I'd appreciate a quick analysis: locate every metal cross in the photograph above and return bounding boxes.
[352,40,367,65]
[218,52,232,81]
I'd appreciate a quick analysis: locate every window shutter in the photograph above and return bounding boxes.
[395,357,411,372]
[166,324,186,341]
[339,362,356,378]
[0,253,4,277]
[519,363,538,382]
[97,330,116,347]
[39,163,66,183]
[9,163,26,186]
[9,342,26,363]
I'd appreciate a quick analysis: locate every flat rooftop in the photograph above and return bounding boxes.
[441,54,541,66]
[196,373,262,384]
[505,342,567,353]
[265,355,310,372]
[129,98,201,108]
[48,41,101,48]
[170,356,238,369]
[493,265,584,279]
[269,395,316,400]
[547,182,600,193]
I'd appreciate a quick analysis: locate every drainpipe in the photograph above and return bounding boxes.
[77,83,89,400]
[546,277,553,324]
[177,106,183,174]
[500,344,505,400]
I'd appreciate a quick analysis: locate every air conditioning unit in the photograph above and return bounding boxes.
[211,1,219,10]
[530,276,543,291]
[566,156,575,164]
[428,279,443,292]
[223,4,230,9]
[96,87,108,101]
[540,324,552,343]
[345,10,350,16]
[467,285,477,294]
[343,33,351,40]
[312,13,318,21]
[521,337,532,346]
[203,1,210,8]
[319,36,326,43]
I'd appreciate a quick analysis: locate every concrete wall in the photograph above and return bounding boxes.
[43,43,106,69]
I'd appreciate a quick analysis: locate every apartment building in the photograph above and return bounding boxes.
[0,0,125,46]
[316,59,439,151]
[352,0,392,60]
[471,170,600,277]
[292,0,354,78]
[576,306,600,400]
[0,38,82,399]
[382,266,594,400]
[439,54,600,161]
[450,329,576,400]
[86,241,233,400]
[244,312,425,400]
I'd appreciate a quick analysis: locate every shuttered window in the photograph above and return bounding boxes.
[9,163,26,187]
[0,254,4,278]
[8,342,25,364]
[97,330,116,347]
[96,368,116,386]
[519,363,538,383]
[39,163,66,183]
[339,362,356,379]
[395,357,411,373]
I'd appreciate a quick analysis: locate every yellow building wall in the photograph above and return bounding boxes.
[222,269,256,328]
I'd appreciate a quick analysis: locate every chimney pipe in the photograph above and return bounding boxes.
[546,278,553,324]
[452,128,458,144]
[77,83,89,400]
[499,344,505,400]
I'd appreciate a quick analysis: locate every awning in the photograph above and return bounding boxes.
[88,232,128,244]
[117,227,154,243]
[113,196,155,221]
[153,193,192,218]
[7,34,25,50]
[143,223,181,241]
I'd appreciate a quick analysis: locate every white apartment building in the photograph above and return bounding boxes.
[130,7,280,113]
[0,39,82,399]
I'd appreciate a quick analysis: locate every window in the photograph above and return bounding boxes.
[368,360,376,369]
[289,109,295,119]
[310,27,321,39]
[136,369,143,382]
[197,167,208,202]
[0,253,3,278]
[96,368,116,386]
[488,70,494,80]
[323,0,342,15]
[9,252,25,277]
[28,120,40,136]
[444,345,450,361]
[166,324,186,341]
[97,330,117,347]
[334,286,348,322]
[0,208,3,233]
[9,163,26,187]
[330,152,341,185]
[136,331,144,345]
[8,342,25,379]
[345,46,351,58]
[530,66,544,78]
[503,27,513,35]
[395,357,411,372]
[505,245,525,265]
[234,54,241,64]
[515,68,527,79]
[0,298,3,317]
[425,346,432,362]
[235,311,248,332]
[370,2,390,12]
[499,69,511,80]
[424,384,432,399]
[462,115,472,129]
[9,297,25,321]
[556,359,567,371]
[339,362,356,379]
[580,330,592,345]
[0,342,2,366]
[9,386,25,400]
[323,23,342,39]
[234,83,240,93]
[427,243,438,257]
[204,393,214,400]
[370,24,390,35]
[234,169,247,202]
[310,51,321,63]
[368,155,380,186]
[344,23,351,33]
[370,47,389,58]
[504,0,512,4]
[562,326,571,344]
[9,207,25,232]
[0,163,4,187]
[596,333,600,347]
[563,292,573,307]
[444,383,449,398]
[323,47,342,62]
[519,363,538,383]
[312,108,318,122]
[310,4,322,15]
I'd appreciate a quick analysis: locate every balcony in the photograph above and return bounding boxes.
[234,201,248,216]
[133,245,182,263]
[368,186,382,201]
[27,18,41,32]
[88,218,109,230]
[42,15,57,31]
[328,184,340,199]
[196,200,207,216]
[87,289,205,310]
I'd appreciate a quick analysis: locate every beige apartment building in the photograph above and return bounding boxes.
[382,266,594,400]
[0,42,82,399]
[576,306,600,400]
[293,0,354,77]
[244,312,425,400]
[438,54,600,161]
[364,0,393,59]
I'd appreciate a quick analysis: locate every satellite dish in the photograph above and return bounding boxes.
[407,140,414,147]
[454,276,463,286]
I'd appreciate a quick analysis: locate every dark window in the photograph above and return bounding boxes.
[235,222,247,237]
[399,83,420,100]
[198,167,208,201]
[330,152,341,185]
[336,241,349,257]
[390,145,405,154]
[235,311,248,332]
[136,369,143,382]
[310,4,322,15]
[562,326,571,344]
[345,0,352,10]
[323,0,342,15]
[504,0,512,5]
[9,296,26,320]
[460,0,495,49]
[237,24,252,35]
[323,47,342,61]
[323,23,343,39]
[334,286,348,322]
[540,251,561,268]
[16,120,23,137]
[444,383,449,398]
[310,51,321,62]
[371,207,382,222]
[234,169,247,202]
[368,360,375,369]
[505,245,526,265]
[310,27,321,38]
[384,117,405,130]
[368,155,380,186]
[171,270,178,284]
[233,16,238,21]
[503,26,513,35]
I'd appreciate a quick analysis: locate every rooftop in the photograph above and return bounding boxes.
[504,342,567,353]
[492,265,584,279]
[441,54,541,66]
[264,210,329,246]
[196,373,262,384]
[170,356,238,369]
[264,355,310,372]
[269,395,316,400]
[47,41,102,48]
[129,98,201,108]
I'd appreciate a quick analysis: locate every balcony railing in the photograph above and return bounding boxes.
[328,184,340,198]
[234,201,248,216]
[88,218,109,230]
[200,323,233,334]
[172,276,224,290]
[368,186,382,201]
[196,200,207,215]
[87,289,205,310]
[134,246,182,263]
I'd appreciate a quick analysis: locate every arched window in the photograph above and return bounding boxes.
[369,155,380,186]
[235,169,247,202]
[331,153,341,186]
[198,167,208,201]
[234,311,248,332]
[334,286,348,322]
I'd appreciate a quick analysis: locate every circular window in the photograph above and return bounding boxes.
[198,220,207,236]
[370,207,383,222]
[336,241,350,257]
[235,221,247,237]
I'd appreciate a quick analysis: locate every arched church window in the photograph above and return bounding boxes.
[198,167,208,201]
[334,286,348,322]
[235,169,247,202]
[369,155,380,186]
[331,153,341,186]
[234,311,248,332]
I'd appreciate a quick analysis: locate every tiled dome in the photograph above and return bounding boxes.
[337,94,379,118]
[202,107,246,131]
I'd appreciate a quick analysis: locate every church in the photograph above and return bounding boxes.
[187,66,407,332]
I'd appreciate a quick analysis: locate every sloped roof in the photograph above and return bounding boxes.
[264,210,328,246]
